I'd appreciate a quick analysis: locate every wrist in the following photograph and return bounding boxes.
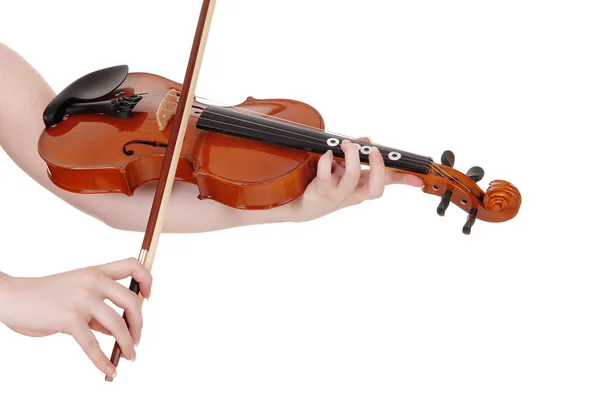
[0,272,14,323]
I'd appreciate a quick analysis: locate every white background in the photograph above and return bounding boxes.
[1,0,598,397]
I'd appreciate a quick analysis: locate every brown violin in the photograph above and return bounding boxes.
[39,66,521,234]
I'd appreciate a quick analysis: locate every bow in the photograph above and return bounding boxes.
[104,0,218,382]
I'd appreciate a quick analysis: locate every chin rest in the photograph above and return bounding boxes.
[43,65,129,127]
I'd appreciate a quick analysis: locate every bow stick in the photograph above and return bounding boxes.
[105,0,217,382]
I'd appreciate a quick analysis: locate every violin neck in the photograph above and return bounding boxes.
[196,105,433,175]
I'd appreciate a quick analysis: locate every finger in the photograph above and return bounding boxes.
[335,140,362,199]
[97,278,143,345]
[69,321,116,378]
[336,137,369,169]
[360,146,385,199]
[316,150,335,196]
[331,158,346,176]
[96,258,153,299]
[88,319,111,336]
[88,301,136,361]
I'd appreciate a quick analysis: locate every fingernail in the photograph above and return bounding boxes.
[366,136,373,142]
[342,139,351,144]
[110,370,118,378]
[371,146,380,153]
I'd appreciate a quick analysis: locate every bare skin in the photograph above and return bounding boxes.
[0,42,423,377]
[0,42,423,233]
[0,259,152,378]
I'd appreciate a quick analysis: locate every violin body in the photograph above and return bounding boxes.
[40,72,325,209]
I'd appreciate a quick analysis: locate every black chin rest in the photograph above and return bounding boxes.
[43,65,129,127]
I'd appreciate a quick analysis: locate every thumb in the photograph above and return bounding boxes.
[386,171,424,187]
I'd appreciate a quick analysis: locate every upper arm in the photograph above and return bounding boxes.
[0,43,158,230]
[0,42,56,187]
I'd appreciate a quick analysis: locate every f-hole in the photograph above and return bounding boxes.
[123,140,168,156]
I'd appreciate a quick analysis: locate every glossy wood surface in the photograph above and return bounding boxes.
[39,73,521,222]
[420,165,521,222]
[39,73,323,209]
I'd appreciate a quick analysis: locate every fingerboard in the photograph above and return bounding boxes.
[196,105,432,175]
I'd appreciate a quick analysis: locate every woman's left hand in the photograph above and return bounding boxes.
[288,137,423,222]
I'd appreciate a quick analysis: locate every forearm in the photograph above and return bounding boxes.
[1,42,407,235]
[89,181,298,233]
[0,271,13,323]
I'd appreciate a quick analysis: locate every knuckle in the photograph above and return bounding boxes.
[82,268,102,283]
[317,172,330,182]
[75,286,94,302]
[330,192,345,203]
[126,257,142,269]
[369,188,384,199]
[122,337,135,352]
[114,321,134,349]
[120,334,135,353]
[127,290,141,311]
[115,315,129,332]
[84,336,100,352]
[314,186,328,199]
[63,313,81,329]
[346,169,361,181]
[128,287,140,301]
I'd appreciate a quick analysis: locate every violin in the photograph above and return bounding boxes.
[39,66,522,233]
[37,0,520,380]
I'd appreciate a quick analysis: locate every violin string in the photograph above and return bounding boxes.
[144,91,433,154]
[140,93,363,152]
[136,92,472,192]
[155,98,429,164]
[139,93,468,190]
[138,93,462,187]
[142,91,400,148]
[190,109,435,171]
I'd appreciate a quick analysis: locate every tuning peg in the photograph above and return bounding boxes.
[466,166,484,182]
[441,150,455,167]
[437,190,453,216]
[462,208,478,235]
[436,151,455,216]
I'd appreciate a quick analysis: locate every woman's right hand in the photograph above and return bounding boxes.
[0,258,152,378]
